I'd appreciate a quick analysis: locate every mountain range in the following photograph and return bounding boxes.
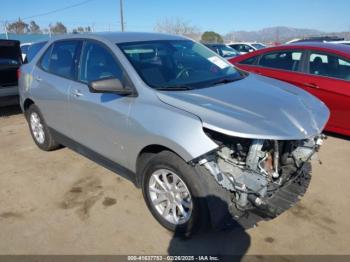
[224,26,350,43]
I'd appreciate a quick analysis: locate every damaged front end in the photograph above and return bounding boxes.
[196,129,326,226]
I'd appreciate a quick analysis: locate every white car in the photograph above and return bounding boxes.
[327,40,350,46]
[228,42,266,54]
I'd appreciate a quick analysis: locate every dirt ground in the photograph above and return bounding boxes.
[0,105,350,256]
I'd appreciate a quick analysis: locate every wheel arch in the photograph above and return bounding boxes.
[135,144,187,187]
[23,98,35,112]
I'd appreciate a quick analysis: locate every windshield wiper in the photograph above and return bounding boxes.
[212,77,242,86]
[155,85,192,91]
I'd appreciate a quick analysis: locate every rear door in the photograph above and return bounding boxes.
[31,40,82,136]
[301,51,350,133]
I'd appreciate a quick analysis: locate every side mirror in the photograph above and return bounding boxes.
[88,78,134,96]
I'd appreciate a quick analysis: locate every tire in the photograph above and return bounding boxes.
[141,151,209,236]
[26,104,60,151]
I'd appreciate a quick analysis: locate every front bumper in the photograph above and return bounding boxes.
[230,163,312,229]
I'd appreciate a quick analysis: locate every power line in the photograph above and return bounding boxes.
[21,0,95,21]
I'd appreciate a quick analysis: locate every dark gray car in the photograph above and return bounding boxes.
[19,32,329,235]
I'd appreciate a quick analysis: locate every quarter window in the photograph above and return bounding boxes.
[79,41,123,83]
[40,45,53,71]
[240,56,258,65]
[48,40,81,79]
[308,52,350,81]
[258,51,302,71]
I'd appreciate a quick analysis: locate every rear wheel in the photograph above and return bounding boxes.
[26,104,60,151]
[141,151,209,236]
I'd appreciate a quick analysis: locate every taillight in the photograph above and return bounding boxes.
[17,69,21,80]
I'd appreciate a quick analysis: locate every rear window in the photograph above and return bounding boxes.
[0,41,21,66]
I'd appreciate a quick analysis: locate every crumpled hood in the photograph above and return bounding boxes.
[156,74,330,140]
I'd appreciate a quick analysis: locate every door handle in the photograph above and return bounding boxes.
[304,82,319,89]
[35,76,43,82]
[71,89,83,97]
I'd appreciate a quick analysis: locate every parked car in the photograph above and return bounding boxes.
[20,42,32,61]
[286,36,344,44]
[228,42,266,54]
[19,33,328,234]
[328,40,350,46]
[229,42,350,136]
[203,43,240,59]
[0,39,22,106]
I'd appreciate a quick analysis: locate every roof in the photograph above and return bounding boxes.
[50,32,187,44]
[284,41,350,54]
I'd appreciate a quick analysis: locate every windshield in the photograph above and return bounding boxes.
[251,43,266,49]
[118,40,243,90]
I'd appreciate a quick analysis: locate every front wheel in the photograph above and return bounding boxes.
[141,151,209,235]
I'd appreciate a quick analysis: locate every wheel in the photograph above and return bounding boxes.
[141,151,209,236]
[26,104,60,151]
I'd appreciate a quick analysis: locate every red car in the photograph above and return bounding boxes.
[229,42,350,136]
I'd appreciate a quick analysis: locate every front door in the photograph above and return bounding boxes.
[68,40,133,168]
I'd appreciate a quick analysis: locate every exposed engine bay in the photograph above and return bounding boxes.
[197,129,325,220]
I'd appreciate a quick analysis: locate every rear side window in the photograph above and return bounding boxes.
[308,52,350,81]
[48,40,81,79]
[240,56,258,65]
[79,41,123,83]
[258,50,302,71]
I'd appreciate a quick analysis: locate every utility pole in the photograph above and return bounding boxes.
[120,0,125,32]
[5,21,8,39]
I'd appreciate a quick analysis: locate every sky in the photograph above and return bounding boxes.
[1,0,350,34]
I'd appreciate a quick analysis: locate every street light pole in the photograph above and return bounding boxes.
[120,0,125,32]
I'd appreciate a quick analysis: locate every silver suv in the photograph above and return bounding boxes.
[19,33,329,234]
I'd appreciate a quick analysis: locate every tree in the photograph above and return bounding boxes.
[29,21,41,34]
[201,31,224,43]
[72,26,92,34]
[6,18,29,34]
[154,17,200,40]
[50,22,67,34]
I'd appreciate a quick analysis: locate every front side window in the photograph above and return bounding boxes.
[308,52,350,81]
[259,50,302,71]
[118,40,242,90]
[79,41,123,83]
[48,40,81,79]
